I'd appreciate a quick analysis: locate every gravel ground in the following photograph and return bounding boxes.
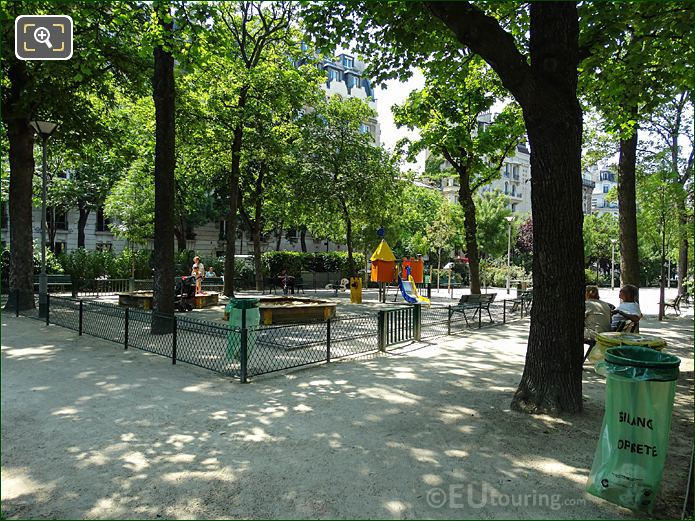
[1,309,692,519]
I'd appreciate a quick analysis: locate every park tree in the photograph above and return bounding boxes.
[579,2,692,292]
[0,0,150,310]
[203,1,296,297]
[475,191,513,260]
[582,212,620,283]
[303,1,587,413]
[393,57,525,295]
[298,95,399,277]
[641,89,693,297]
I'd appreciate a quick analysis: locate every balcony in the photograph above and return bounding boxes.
[512,173,520,181]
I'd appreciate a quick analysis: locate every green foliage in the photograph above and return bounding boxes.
[57,248,153,280]
[583,213,619,265]
[259,251,366,278]
[475,191,514,258]
[2,243,64,281]
[479,260,528,288]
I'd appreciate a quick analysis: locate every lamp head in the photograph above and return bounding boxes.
[505,216,514,223]
[30,120,58,139]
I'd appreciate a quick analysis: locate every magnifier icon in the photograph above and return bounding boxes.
[33,26,52,48]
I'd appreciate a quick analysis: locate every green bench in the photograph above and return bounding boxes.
[33,274,72,293]
[450,293,497,325]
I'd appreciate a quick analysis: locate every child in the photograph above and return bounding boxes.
[192,266,203,294]
[611,284,642,331]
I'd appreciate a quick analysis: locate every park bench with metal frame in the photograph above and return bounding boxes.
[510,290,533,313]
[449,293,497,326]
[664,294,682,316]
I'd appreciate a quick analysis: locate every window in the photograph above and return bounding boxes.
[96,242,112,252]
[511,203,517,212]
[511,185,516,196]
[326,68,342,82]
[504,182,509,195]
[96,207,110,232]
[351,75,360,88]
[48,208,68,230]
[360,123,370,134]
[0,202,7,229]
[512,165,520,179]
[216,250,225,258]
[603,184,609,193]
[342,55,354,68]
[219,220,227,240]
[503,164,510,177]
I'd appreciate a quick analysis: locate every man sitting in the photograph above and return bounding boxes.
[611,284,643,331]
[584,285,612,343]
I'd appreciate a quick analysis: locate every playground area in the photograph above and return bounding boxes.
[2,310,692,519]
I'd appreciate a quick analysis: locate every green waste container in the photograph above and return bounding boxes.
[586,345,681,513]
[226,298,260,361]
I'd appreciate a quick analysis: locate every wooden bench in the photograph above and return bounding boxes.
[450,293,497,326]
[664,294,682,316]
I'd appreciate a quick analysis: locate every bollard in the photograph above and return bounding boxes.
[124,308,129,350]
[79,300,83,335]
[326,318,331,362]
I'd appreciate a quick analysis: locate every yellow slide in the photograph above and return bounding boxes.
[408,275,430,306]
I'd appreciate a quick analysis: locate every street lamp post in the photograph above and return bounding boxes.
[610,238,617,291]
[505,215,514,294]
[30,121,58,317]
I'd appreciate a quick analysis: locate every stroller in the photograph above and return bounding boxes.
[175,275,196,312]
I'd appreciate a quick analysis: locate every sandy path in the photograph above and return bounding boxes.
[2,313,692,519]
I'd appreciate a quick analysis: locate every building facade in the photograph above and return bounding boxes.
[588,165,619,216]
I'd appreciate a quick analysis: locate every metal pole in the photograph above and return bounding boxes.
[78,300,83,335]
[503,299,506,324]
[326,318,331,362]
[124,308,129,350]
[45,293,50,326]
[506,220,512,295]
[172,315,177,364]
[240,308,248,383]
[39,136,48,318]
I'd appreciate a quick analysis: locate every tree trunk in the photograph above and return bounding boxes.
[77,206,90,249]
[511,6,585,413]
[4,116,35,310]
[275,223,283,251]
[151,2,176,334]
[340,201,357,277]
[253,162,266,291]
[458,169,481,294]
[173,226,187,252]
[618,110,640,291]
[677,209,688,297]
[300,228,307,253]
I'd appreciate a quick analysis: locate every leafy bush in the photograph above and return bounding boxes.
[479,261,528,288]
[261,251,304,277]
[1,243,63,285]
[431,269,463,284]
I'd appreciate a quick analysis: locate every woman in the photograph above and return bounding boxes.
[192,256,205,294]
[584,285,612,343]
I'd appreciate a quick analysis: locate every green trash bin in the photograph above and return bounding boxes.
[226,298,260,361]
[586,345,681,513]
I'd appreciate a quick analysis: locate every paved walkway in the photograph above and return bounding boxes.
[2,313,692,519]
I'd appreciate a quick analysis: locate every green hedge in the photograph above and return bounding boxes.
[261,251,365,278]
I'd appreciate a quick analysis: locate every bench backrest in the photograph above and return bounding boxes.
[202,277,224,285]
[34,274,71,283]
[480,293,497,304]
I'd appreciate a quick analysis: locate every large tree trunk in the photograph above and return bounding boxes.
[458,169,481,294]
[4,116,35,311]
[151,2,176,333]
[77,205,90,249]
[618,112,640,291]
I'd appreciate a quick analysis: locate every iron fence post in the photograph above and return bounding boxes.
[413,304,421,341]
[45,293,50,325]
[326,318,331,362]
[478,303,482,329]
[172,315,177,364]
[521,298,525,318]
[377,310,385,351]
[447,305,451,335]
[427,282,431,299]
[240,308,248,383]
[79,300,83,335]
[124,307,129,350]
[503,299,506,324]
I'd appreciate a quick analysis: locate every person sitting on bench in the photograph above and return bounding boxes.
[611,284,642,331]
[584,285,612,344]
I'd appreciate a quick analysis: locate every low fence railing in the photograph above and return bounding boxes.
[10,291,532,382]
